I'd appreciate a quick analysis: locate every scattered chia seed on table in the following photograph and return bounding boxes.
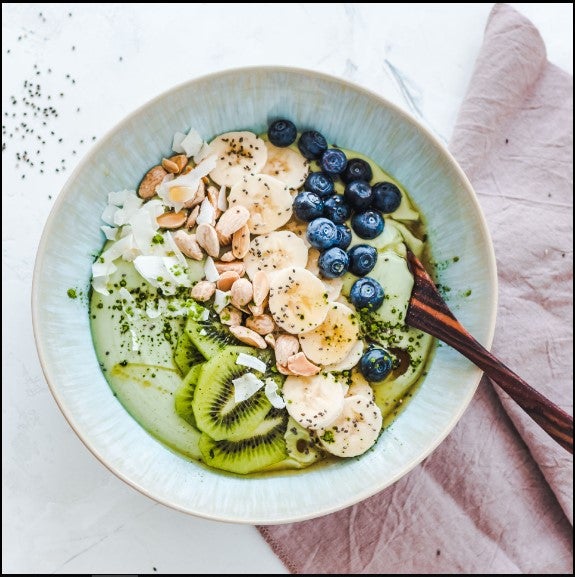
[1,9,112,189]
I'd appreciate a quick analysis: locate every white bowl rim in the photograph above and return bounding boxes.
[32,65,498,524]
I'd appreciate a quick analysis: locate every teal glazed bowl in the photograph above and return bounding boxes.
[32,67,497,524]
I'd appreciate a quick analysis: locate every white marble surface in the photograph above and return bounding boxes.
[2,3,572,574]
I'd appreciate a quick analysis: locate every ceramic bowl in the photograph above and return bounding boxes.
[32,67,497,524]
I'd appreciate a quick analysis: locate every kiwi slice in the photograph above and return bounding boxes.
[199,408,288,475]
[174,363,204,428]
[185,314,242,359]
[192,346,276,441]
[174,331,204,375]
[284,417,324,467]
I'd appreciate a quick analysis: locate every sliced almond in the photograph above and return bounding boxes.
[245,314,275,336]
[173,230,203,260]
[274,334,300,367]
[216,271,240,292]
[169,154,188,173]
[186,205,200,229]
[248,302,266,316]
[187,179,206,208]
[252,270,270,307]
[232,223,250,260]
[286,352,321,376]
[191,280,216,302]
[214,261,245,276]
[219,305,242,327]
[219,251,236,263]
[157,210,187,229]
[216,205,250,237]
[138,165,167,199]
[230,278,253,308]
[277,363,295,376]
[216,228,232,247]
[195,223,220,258]
[229,325,267,349]
[162,157,180,174]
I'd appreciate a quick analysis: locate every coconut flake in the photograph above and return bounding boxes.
[129,199,163,254]
[172,131,187,153]
[264,379,286,409]
[195,197,215,226]
[180,128,203,157]
[145,303,164,319]
[213,289,231,313]
[164,231,187,266]
[92,275,111,296]
[113,192,144,226]
[101,225,118,241]
[132,255,190,294]
[101,203,118,226]
[91,234,137,294]
[108,189,133,206]
[204,256,219,282]
[118,287,134,303]
[233,372,265,403]
[200,308,210,321]
[193,141,212,164]
[129,328,141,352]
[217,185,228,211]
[236,353,267,374]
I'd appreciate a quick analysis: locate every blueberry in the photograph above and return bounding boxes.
[306,217,339,250]
[349,277,385,310]
[359,347,394,382]
[318,247,349,278]
[268,119,297,147]
[342,158,373,183]
[293,191,324,222]
[351,210,384,239]
[320,148,348,176]
[304,171,335,198]
[348,244,378,276]
[344,180,373,210]
[324,195,351,224]
[334,224,352,250]
[372,182,402,213]
[298,130,328,160]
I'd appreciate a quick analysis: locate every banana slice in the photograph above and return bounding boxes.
[243,230,308,280]
[345,370,374,401]
[325,339,364,372]
[268,267,330,334]
[261,141,309,190]
[208,131,268,188]
[299,302,360,365]
[228,173,293,234]
[283,372,345,430]
[317,395,382,457]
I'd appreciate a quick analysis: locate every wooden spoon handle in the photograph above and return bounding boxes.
[406,252,573,454]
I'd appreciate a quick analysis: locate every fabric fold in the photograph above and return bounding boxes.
[258,4,573,573]
[450,2,573,524]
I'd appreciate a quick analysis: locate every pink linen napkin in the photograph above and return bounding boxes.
[258,5,573,573]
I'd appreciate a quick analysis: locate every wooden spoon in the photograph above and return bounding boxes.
[405,249,573,454]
